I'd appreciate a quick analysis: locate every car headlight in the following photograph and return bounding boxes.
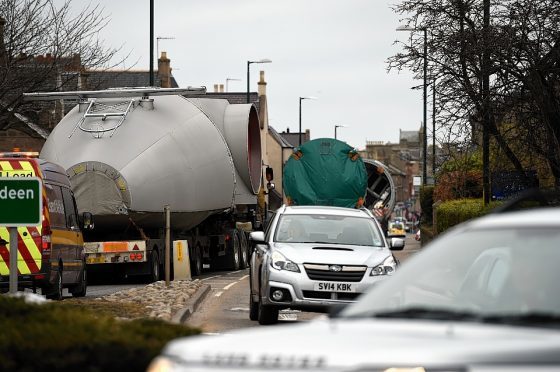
[370,255,396,276]
[146,356,174,372]
[271,251,300,272]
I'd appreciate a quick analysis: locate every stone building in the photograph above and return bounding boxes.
[360,128,423,203]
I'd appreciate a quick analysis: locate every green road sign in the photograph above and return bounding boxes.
[0,178,42,226]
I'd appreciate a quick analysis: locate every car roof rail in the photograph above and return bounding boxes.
[490,187,560,214]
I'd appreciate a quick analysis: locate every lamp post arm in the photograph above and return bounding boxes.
[299,98,302,146]
[246,61,251,103]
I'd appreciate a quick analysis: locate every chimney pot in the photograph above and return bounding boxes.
[157,52,172,87]
[219,84,224,92]
[214,84,219,92]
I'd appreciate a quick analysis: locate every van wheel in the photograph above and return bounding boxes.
[71,266,87,297]
[149,251,160,282]
[46,270,63,301]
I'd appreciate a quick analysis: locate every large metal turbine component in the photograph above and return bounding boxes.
[38,89,261,231]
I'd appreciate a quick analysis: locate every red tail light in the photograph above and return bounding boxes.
[41,235,51,256]
[129,253,143,261]
[41,213,51,257]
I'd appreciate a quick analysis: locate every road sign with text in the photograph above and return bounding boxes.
[0,178,42,226]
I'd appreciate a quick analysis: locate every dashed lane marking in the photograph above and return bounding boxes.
[226,270,243,275]
[223,282,238,291]
[229,307,249,312]
[201,275,223,281]
[214,291,224,297]
[239,274,249,280]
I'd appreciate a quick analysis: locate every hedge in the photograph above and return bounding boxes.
[435,198,501,234]
[0,296,200,371]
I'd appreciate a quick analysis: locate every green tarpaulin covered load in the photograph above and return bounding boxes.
[283,138,367,208]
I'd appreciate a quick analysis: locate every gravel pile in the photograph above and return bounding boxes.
[96,279,204,321]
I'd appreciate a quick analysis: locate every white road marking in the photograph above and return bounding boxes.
[239,274,249,280]
[201,275,222,281]
[203,333,221,336]
[226,270,242,275]
[223,282,238,291]
[229,307,249,312]
[214,291,224,297]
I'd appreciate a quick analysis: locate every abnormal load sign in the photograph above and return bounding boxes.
[0,178,42,226]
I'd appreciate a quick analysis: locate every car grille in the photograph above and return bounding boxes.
[303,263,367,282]
[302,291,362,301]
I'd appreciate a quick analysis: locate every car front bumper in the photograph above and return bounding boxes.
[260,266,389,310]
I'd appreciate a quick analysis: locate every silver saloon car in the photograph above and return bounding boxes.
[248,205,403,325]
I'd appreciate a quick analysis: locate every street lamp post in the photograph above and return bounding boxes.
[246,59,272,103]
[334,124,348,140]
[299,96,317,146]
[396,26,428,186]
[226,78,241,92]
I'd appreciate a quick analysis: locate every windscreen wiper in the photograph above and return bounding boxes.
[370,307,479,321]
[481,312,560,327]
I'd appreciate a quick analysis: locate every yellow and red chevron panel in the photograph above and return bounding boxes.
[0,159,45,276]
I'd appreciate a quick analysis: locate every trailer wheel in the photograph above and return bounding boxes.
[226,231,241,271]
[239,231,249,269]
[191,245,203,277]
[149,251,160,282]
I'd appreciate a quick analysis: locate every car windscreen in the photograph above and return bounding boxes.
[342,227,560,321]
[274,214,384,247]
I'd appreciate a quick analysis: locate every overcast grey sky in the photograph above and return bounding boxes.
[90,0,420,149]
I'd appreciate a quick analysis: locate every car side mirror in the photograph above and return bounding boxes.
[81,212,94,230]
[249,231,266,243]
[389,237,405,251]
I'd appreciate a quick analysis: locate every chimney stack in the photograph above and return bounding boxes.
[214,84,219,92]
[157,51,171,88]
[258,70,267,97]
[219,84,224,93]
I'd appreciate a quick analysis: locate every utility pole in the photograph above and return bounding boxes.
[432,80,436,182]
[149,0,154,86]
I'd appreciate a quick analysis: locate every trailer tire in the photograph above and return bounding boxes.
[239,231,249,269]
[149,251,160,282]
[192,245,203,277]
[226,231,241,271]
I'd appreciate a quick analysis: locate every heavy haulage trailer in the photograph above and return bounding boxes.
[24,87,263,280]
